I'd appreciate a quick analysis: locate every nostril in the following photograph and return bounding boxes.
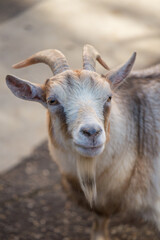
[81,128,91,137]
[80,125,102,138]
[82,128,97,137]
[96,128,102,136]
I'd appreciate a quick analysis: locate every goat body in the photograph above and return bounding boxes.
[6,45,160,239]
[49,73,160,219]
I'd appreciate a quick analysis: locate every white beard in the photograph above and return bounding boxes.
[76,157,97,207]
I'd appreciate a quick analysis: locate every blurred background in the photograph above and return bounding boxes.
[0,0,160,173]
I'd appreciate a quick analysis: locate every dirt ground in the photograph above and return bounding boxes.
[1,0,160,239]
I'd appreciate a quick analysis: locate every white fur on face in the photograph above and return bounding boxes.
[47,70,112,152]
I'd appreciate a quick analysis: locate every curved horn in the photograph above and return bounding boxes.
[83,44,110,72]
[12,49,70,75]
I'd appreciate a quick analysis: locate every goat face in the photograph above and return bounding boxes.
[6,45,136,160]
[46,70,112,158]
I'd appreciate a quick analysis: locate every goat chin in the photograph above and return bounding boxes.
[76,157,97,207]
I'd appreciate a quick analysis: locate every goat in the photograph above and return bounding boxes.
[6,45,160,239]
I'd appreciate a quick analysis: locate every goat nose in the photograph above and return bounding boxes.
[80,124,102,138]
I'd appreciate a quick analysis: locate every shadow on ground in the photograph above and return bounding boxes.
[0,141,159,240]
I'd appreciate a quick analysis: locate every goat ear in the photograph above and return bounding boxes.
[106,52,136,89]
[6,75,46,107]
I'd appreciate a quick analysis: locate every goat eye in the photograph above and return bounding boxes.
[48,99,59,106]
[107,96,112,103]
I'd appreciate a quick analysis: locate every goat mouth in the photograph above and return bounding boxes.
[75,143,104,157]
